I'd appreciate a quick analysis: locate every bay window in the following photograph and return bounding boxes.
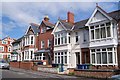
[91,47,117,65]
[90,22,112,41]
[54,33,67,45]
[35,53,46,60]
[54,52,67,64]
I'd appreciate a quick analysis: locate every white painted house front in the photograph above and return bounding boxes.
[52,6,120,70]
[85,6,118,66]
[52,12,90,70]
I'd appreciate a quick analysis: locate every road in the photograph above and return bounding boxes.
[0,67,100,80]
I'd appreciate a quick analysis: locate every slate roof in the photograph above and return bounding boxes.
[30,23,40,34]
[59,19,73,30]
[42,21,54,28]
[73,9,120,30]
[109,10,120,21]
[12,36,23,44]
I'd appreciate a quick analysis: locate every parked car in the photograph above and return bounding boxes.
[111,75,120,80]
[0,59,10,70]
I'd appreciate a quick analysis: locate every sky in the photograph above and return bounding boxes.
[1,1,120,39]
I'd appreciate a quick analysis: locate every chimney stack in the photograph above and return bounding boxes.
[44,16,49,22]
[67,11,74,24]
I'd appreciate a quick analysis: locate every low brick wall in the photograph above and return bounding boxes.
[10,62,20,68]
[91,65,119,70]
[38,66,58,73]
[74,69,120,78]
[31,65,38,71]
[20,62,33,70]
[10,62,34,70]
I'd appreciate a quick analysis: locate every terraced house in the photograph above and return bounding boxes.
[11,23,39,61]
[35,16,54,65]
[52,5,120,71]
[0,36,14,60]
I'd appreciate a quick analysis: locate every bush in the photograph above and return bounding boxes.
[68,72,74,76]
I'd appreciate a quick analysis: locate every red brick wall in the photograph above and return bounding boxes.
[74,70,117,78]
[91,65,119,70]
[10,62,34,70]
[67,12,74,24]
[20,62,33,70]
[10,62,20,68]
[39,27,54,50]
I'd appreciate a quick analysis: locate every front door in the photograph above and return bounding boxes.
[83,51,89,64]
[76,52,80,64]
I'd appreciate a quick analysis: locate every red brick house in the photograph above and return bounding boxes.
[0,36,14,60]
[34,16,54,65]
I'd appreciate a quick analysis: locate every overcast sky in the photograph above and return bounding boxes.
[1,1,120,39]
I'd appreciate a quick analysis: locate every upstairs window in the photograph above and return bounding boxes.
[90,22,111,41]
[58,34,60,45]
[2,41,7,44]
[75,32,79,43]
[41,41,45,48]
[68,33,71,43]
[55,34,57,45]
[31,36,33,45]
[54,33,67,45]
[48,39,52,47]
[0,46,4,52]
[8,47,11,52]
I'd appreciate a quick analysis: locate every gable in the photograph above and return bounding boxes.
[90,11,108,23]
[27,27,34,35]
[54,23,65,32]
[85,6,113,26]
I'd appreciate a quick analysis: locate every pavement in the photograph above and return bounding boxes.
[1,67,101,80]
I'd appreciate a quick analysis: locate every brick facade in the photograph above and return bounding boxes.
[10,62,34,70]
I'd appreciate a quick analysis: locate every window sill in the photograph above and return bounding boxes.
[54,44,68,47]
[90,37,113,42]
[91,64,117,66]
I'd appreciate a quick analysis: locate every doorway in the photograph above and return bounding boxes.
[76,52,80,64]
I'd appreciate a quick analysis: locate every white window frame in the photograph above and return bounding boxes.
[91,47,117,66]
[0,46,4,52]
[54,51,67,64]
[2,40,7,44]
[48,39,52,47]
[89,22,112,41]
[8,47,11,52]
[75,32,79,43]
[54,32,67,46]
[41,41,45,48]
[30,35,34,45]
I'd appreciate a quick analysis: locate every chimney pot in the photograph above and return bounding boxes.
[44,16,49,21]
